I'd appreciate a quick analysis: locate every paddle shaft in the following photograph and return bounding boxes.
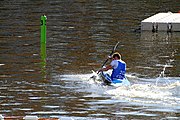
[101,42,120,67]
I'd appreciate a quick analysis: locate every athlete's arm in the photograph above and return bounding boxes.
[98,65,113,73]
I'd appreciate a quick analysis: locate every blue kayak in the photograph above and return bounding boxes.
[100,72,131,87]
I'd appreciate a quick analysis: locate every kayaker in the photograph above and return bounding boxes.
[98,52,126,81]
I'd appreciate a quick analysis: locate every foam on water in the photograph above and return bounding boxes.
[106,80,180,106]
[60,72,180,107]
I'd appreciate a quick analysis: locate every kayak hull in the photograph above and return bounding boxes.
[100,72,131,87]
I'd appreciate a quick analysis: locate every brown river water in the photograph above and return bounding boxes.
[0,0,180,119]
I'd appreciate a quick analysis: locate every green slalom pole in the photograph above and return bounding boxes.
[41,15,47,44]
[40,15,47,61]
[40,15,47,77]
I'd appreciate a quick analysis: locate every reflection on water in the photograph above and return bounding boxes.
[0,0,180,119]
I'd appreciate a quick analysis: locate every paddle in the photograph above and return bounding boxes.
[101,41,120,67]
[90,42,120,79]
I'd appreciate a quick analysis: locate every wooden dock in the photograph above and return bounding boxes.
[141,12,180,32]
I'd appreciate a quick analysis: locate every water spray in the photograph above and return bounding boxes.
[156,49,177,86]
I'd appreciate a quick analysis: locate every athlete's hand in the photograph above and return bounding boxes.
[97,69,102,74]
[108,55,112,59]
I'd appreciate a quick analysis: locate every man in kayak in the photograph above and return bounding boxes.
[98,52,126,83]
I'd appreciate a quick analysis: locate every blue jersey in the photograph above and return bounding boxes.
[111,60,126,80]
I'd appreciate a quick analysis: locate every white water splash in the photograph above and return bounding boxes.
[106,81,180,106]
[156,49,178,86]
[58,72,180,107]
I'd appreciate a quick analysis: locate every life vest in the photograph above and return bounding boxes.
[111,60,126,80]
